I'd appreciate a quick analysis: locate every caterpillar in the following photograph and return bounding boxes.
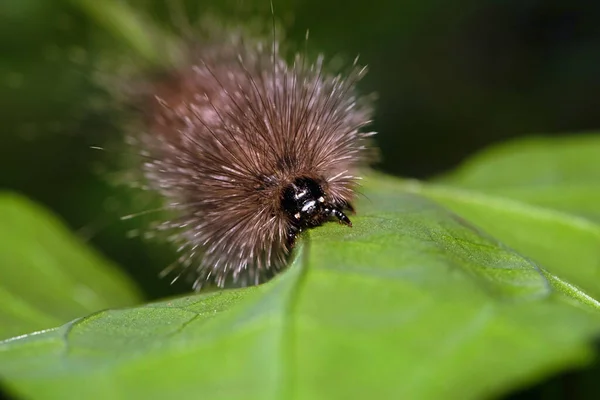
[123,4,376,289]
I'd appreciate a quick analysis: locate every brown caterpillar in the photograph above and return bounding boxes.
[128,11,376,289]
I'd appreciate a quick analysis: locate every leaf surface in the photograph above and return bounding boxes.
[1,185,598,400]
[437,134,600,221]
[405,135,600,301]
[0,193,142,340]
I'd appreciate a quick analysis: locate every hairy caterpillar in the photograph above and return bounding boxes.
[122,3,377,289]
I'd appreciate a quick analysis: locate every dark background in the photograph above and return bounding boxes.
[1,0,599,397]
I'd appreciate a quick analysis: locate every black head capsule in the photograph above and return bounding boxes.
[281,177,353,246]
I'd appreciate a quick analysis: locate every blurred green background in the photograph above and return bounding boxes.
[1,0,600,396]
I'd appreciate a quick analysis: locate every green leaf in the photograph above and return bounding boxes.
[402,134,600,302]
[1,185,599,400]
[437,134,600,221]
[0,192,142,340]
